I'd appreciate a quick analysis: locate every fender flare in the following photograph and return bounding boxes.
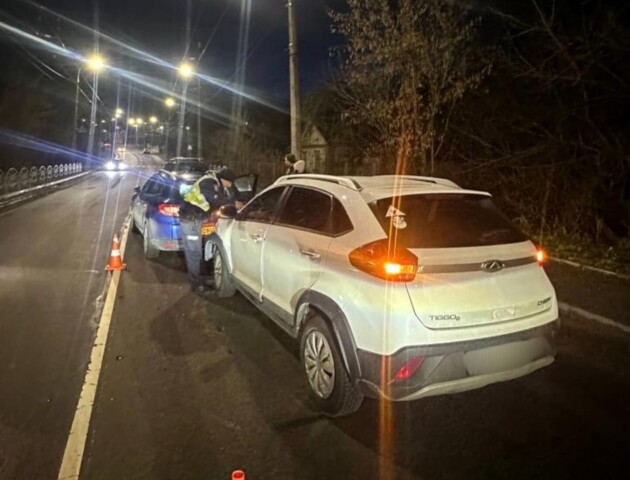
[296,290,361,383]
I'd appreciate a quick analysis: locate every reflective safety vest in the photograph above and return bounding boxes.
[184,174,213,212]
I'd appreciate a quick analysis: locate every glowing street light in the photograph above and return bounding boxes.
[178,62,194,79]
[136,118,144,125]
[164,97,176,108]
[128,118,136,126]
[86,54,106,72]
[149,116,158,124]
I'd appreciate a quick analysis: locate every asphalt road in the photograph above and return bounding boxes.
[0,152,162,479]
[1,158,629,480]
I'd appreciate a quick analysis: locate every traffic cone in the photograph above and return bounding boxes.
[105,233,126,271]
[231,471,245,480]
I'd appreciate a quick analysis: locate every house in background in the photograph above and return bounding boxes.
[300,124,328,173]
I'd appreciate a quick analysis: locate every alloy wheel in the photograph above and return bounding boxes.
[304,330,336,399]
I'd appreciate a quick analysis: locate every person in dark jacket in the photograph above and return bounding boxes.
[180,168,243,294]
[284,153,306,175]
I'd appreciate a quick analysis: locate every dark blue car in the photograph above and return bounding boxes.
[131,170,200,259]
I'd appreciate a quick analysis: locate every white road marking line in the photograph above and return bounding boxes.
[57,213,132,480]
[559,301,630,334]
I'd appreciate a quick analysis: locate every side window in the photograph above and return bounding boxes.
[331,198,353,235]
[148,177,165,195]
[239,187,285,224]
[141,176,159,194]
[277,187,332,234]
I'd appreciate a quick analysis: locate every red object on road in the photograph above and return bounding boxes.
[231,470,245,480]
[105,233,126,271]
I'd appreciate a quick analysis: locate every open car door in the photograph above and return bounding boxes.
[234,174,258,203]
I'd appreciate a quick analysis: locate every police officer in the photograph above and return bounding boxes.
[180,169,243,294]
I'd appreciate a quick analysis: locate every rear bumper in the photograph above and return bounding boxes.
[150,238,183,251]
[357,319,560,401]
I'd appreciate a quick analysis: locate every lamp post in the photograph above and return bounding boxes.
[135,118,144,149]
[164,97,176,157]
[73,54,106,154]
[85,55,106,161]
[176,62,194,156]
[149,116,158,147]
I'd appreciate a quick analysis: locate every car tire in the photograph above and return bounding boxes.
[212,247,236,298]
[143,224,159,259]
[300,314,364,417]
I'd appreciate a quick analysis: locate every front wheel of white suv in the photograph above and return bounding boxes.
[300,314,364,417]
[212,247,236,298]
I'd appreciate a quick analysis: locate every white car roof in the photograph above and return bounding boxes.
[274,174,491,203]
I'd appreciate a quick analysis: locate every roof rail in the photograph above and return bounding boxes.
[376,175,459,189]
[275,174,363,191]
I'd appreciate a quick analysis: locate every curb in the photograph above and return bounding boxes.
[550,257,630,281]
[558,301,630,334]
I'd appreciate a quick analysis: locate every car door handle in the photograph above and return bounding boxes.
[300,249,321,260]
[250,234,264,243]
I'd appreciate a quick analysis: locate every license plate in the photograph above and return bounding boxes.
[201,225,215,236]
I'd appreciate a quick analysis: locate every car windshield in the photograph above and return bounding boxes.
[371,193,529,249]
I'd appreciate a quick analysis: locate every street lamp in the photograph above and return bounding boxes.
[72,54,107,152]
[176,63,195,156]
[164,97,176,108]
[85,55,106,159]
[178,62,194,79]
[86,55,105,72]
[115,108,124,116]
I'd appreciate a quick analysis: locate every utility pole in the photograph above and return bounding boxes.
[288,0,301,156]
[197,77,202,157]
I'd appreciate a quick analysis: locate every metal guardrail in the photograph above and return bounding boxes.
[0,162,83,196]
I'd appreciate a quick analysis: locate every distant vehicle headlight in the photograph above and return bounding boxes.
[105,161,115,170]
[119,162,127,169]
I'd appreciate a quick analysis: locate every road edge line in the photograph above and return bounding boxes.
[550,256,630,281]
[57,213,132,480]
[558,301,630,334]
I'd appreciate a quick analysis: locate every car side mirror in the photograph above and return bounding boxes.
[133,186,140,193]
[219,204,238,219]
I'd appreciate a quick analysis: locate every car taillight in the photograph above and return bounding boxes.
[201,211,219,236]
[349,239,417,282]
[395,356,425,381]
[158,203,180,217]
[536,248,546,266]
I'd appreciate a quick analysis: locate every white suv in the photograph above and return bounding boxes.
[210,174,559,416]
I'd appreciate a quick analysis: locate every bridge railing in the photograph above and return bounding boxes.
[0,162,83,196]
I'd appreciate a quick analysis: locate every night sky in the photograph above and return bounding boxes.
[1,0,347,106]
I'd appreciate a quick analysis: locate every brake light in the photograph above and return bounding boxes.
[349,239,417,282]
[395,356,425,381]
[158,203,180,217]
[536,248,546,266]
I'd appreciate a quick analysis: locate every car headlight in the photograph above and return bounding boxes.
[105,161,115,170]
[119,162,127,169]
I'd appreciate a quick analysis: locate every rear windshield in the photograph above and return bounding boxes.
[163,161,206,173]
[371,194,528,248]
[176,161,206,173]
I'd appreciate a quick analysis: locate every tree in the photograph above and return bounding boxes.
[447,0,630,239]
[331,0,489,174]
